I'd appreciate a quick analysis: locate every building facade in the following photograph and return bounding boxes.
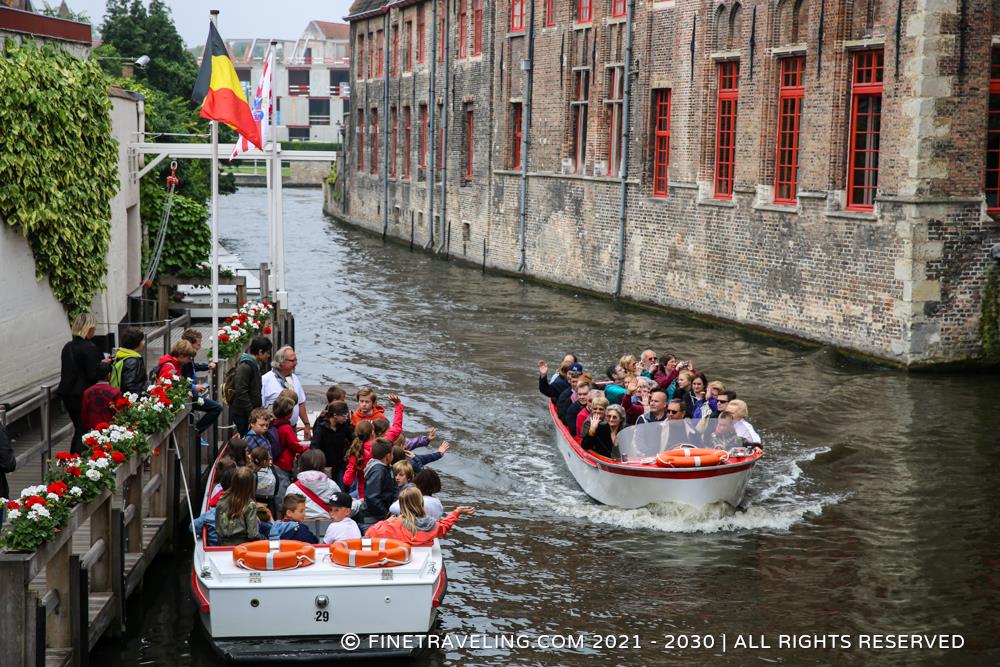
[339,0,1000,366]
[222,20,351,144]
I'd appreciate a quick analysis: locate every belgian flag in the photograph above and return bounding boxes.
[191,22,263,150]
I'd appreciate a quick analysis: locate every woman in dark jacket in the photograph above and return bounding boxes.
[55,313,103,454]
[0,423,16,524]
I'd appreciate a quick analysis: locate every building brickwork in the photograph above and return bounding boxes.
[338,0,1000,366]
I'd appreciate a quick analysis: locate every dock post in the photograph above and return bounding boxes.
[0,556,33,667]
[68,554,88,667]
[110,507,125,635]
[40,384,54,478]
[125,465,143,553]
[89,494,112,595]
[46,540,72,658]
[157,284,169,322]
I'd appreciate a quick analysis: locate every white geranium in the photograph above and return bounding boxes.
[85,469,102,481]
[30,505,50,519]
[7,508,21,520]
[47,493,59,502]
[70,487,83,497]
[92,457,109,469]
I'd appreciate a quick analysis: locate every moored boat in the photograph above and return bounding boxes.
[549,401,763,509]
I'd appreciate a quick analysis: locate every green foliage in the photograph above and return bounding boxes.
[327,161,342,202]
[141,179,211,278]
[981,265,1000,363]
[0,40,119,318]
[288,141,343,152]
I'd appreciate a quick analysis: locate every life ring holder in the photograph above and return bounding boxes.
[329,538,412,568]
[233,540,316,571]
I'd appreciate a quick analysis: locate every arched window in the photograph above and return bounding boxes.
[791,0,808,43]
[851,0,882,38]
[727,3,743,51]
[714,4,729,51]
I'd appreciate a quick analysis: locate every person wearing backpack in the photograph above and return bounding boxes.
[111,327,147,396]
[228,336,272,437]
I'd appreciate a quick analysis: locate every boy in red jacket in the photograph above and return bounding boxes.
[271,395,307,498]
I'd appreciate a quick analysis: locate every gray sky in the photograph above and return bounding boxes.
[62,1,354,47]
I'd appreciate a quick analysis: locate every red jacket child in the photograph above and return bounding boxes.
[273,417,307,473]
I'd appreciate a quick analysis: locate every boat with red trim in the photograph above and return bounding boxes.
[189,446,447,661]
[549,401,763,509]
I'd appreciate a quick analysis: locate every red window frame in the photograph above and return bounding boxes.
[390,106,397,177]
[357,108,364,170]
[404,106,412,180]
[392,24,399,77]
[606,66,625,176]
[545,0,556,27]
[438,102,445,172]
[987,48,1000,211]
[611,0,627,18]
[419,104,428,169]
[571,70,590,174]
[458,0,468,59]
[714,61,739,200]
[357,34,365,79]
[578,0,593,23]
[404,21,413,71]
[376,29,384,78]
[473,0,483,56]
[368,32,375,80]
[846,50,884,211]
[371,108,379,175]
[512,102,523,169]
[774,56,805,205]
[511,0,525,33]
[439,0,446,63]
[466,106,475,181]
[652,89,671,198]
[417,6,426,64]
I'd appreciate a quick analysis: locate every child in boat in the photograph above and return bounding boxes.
[268,493,319,544]
[391,441,450,475]
[207,457,236,508]
[226,437,249,467]
[366,487,475,547]
[359,439,398,531]
[350,388,386,427]
[322,491,362,543]
[245,407,279,459]
[342,420,374,498]
[272,396,307,498]
[393,460,415,493]
[250,446,277,514]
[390,468,444,519]
[215,467,263,546]
[283,449,341,519]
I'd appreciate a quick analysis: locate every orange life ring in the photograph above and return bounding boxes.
[330,538,412,568]
[656,447,728,468]
[233,540,316,571]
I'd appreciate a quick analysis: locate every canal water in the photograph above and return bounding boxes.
[94,188,999,665]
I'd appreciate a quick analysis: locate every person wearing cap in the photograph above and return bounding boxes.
[323,491,362,544]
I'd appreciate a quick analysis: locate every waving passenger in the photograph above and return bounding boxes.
[366,487,475,547]
[538,359,570,401]
[575,393,608,444]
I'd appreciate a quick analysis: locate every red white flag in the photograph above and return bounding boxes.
[230,46,273,159]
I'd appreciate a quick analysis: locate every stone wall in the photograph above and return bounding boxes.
[338,0,1000,366]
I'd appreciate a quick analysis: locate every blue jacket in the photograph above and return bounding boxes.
[409,450,443,475]
[361,459,397,526]
[192,508,219,545]
[268,520,319,544]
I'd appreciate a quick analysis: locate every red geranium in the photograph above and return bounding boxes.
[153,447,161,456]
[55,452,73,461]
[85,436,98,448]
[115,398,131,409]
[24,495,46,508]
[111,451,126,464]
[47,481,68,496]
[6,500,19,510]
[263,325,272,334]
[218,333,230,342]
[95,422,110,431]
[90,450,107,460]
[262,301,271,308]
[67,466,82,477]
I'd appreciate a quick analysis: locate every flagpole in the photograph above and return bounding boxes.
[269,40,279,302]
[210,10,220,363]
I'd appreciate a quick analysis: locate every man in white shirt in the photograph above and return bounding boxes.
[261,345,311,440]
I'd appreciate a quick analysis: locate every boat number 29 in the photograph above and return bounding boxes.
[315,610,329,622]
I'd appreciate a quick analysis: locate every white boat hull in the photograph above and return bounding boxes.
[549,402,761,509]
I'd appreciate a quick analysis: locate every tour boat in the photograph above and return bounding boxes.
[189,450,447,661]
[549,402,763,509]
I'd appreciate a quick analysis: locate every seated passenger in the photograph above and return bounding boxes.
[284,449,341,519]
[310,399,353,489]
[575,393,608,444]
[726,400,762,449]
[250,446,277,514]
[268,493,319,544]
[192,507,219,545]
[637,390,669,424]
[662,399,702,449]
[323,492,362,543]
[393,460,415,493]
[653,354,678,391]
[555,366,585,421]
[392,441,450,475]
[565,381,593,436]
[709,412,741,450]
[359,439,398,532]
[215,467,263,546]
[705,381,727,417]
[245,407,279,458]
[365,487,475,547]
[601,364,627,403]
[343,420,375,499]
[619,354,639,378]
[272,396,308,498]
[400,426,437,451]
[638,350,658,379]
[538,360,570,402]
[580,400,620,458]
[689,373,710,420]
[207,457,236,508]
[390,468,444,519]
[350,387,386,427]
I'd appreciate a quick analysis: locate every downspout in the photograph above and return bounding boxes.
[613,0,636,297]
[427,0,439,248]
[382,10,391,238]
[517,0,537,273]
[436,0,451,253]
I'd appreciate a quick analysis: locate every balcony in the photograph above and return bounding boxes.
[329,84,351,98]
[288,84,310,96]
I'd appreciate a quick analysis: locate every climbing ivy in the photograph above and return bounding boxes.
[140,179,211,280]
[0,40,119,318]
[981,265,1000,363]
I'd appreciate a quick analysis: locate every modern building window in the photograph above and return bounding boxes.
[392,24,399,77]
[987,48,1000,211]
[511,0,525,33]
[651,88,671,198]
[376,29,384,78]
[404,106,412,180]
[473,0,483,56]
[288,69,310,96]
[390,106,398,177]
[371,108,379,175]
[578,0,593,23]
[605,65,625,176]
[357,108,365,170]
[465,104,475,181]
[847,49,883,211]
[417,6,426,63]
[571,68,590,173]
[458,0,468,59]
[545,0,556,27]
[714,60,739,200]
[419,104,429,169]
[511,102,523,169]
[288,126,310,141]
[774,56,805,205]
[330,69,349,96]
[404,21,413,71]
[309,98,331,126]
[611,0,626,19]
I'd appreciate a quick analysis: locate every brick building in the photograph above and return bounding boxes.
[338,0,1000,366]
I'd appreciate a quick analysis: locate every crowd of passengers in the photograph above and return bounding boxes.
[191,337,473,548]
[538,351,762,459]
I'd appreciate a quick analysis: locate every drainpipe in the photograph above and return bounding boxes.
[517,0,537,273]
[427,0,439,248]
[382,10,391,238]
[436,0,451,254]
[613,0,636,297]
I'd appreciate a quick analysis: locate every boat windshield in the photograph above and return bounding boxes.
[613,418,752,461]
